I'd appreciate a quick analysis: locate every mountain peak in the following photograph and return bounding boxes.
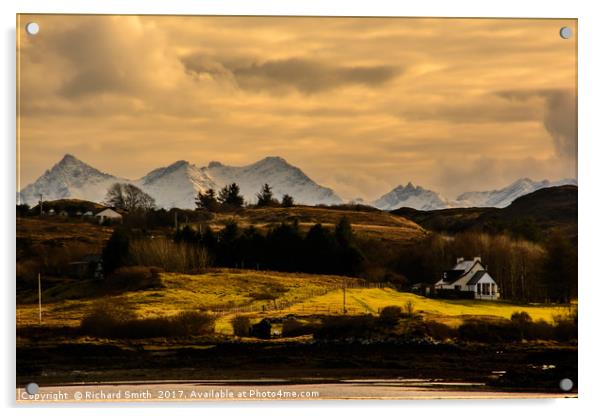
[374,182,448,211]
[57,153,86,167]
[166,160,191,169]
[254,156,290,167]
[208,161,223,168]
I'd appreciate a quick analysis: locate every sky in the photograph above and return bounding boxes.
[17,15,577,200]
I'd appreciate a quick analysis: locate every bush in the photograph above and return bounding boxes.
[420,321,456,341]
[553,312,578,341]
[378,306,402,326]
[105,266,162,290]
[231,315,251,337]
[250,319,272,339]
[282,319,316,337]
[457,320,522,342]
[403,300,415,318]
[80,301,138,338]
[80,303,215,338]
[457,314,577,343]
[129,238,209,273]
[314,315,376,340]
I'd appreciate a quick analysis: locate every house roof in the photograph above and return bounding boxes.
[95,208,122,217]
[466,270,489,285]
[442,269,464,282]
[453,260,476,272]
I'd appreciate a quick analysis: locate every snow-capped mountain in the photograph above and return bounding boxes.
[455,178,578,208]
[203,156,342,207]
[372,182,449,211]
[18,154,128,206]
[138,160,217,209]
[18,154,342,208]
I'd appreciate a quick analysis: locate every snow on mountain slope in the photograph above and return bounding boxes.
[204,156,342,206]
[18,154,127,206]
[372,182,449,211]
[455,178,578,208]
[19,154,342,209]
[137,160,217,209]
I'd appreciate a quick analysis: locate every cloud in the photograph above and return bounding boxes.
[17,15,577,199]
[497,89,577,162]
[183,55,402,94]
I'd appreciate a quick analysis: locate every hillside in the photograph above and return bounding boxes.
[392,185,577,242]
[209,206,428,244]
[16,269,569,334]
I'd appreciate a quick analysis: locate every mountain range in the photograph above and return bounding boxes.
[18,154,576,210]
[18,154,342,209]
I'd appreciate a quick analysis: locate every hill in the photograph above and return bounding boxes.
[209,205,428,244]
[392,185,577,242]
[28,198,106,214]
[16,269,569,334]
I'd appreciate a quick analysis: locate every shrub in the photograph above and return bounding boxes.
[250,319,272,339]
[403,300,415,318]
[420,320,456,341]
[129,238,209,273]
[378,306,402,326]
[282,319,316,337]
[457,320,522,343]
[231,315,251,337]
[168,311,216,336]
[105,266,162,290]
[80,301,138,338]
[80,303,215,338]
[553,312,578,341]
[314,315,376,340]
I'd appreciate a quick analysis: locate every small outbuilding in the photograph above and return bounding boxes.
[95,208,123,224]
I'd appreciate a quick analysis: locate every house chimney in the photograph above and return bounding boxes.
[456,257,464,264]
[473,256,481,263]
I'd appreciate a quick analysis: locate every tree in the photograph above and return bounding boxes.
[281,194,294,208]
[217,183,244,208]
[102,227,130,274]
[334,217,364,275]
[16,204,30,217]
[105,183,156,211]
[256,183,277,207]
[541,233,577,303]
[195,189,219,212]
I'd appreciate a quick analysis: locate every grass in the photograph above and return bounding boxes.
[284,288,572,326]
[17,269,350,332]
[17,269,572,339]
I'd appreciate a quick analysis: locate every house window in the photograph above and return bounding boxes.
[491,284,496,294]
[477,283,481,294]
[454,285,461,291]
[483,283,490,295]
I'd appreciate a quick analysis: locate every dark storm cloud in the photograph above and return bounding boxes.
[497,89,577,161]
[183,55,402,94]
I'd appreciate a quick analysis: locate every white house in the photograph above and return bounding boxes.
[434,257,500,300]
[95,208,123,224]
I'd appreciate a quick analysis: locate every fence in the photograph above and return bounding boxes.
[211,280,392,316]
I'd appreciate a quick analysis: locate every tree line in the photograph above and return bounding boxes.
[195,183,294,212]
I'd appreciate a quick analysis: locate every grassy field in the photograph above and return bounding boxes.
[16,269,351,332]
[17,269,572,336]
[284,287,572,326]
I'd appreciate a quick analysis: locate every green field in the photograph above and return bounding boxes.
[17,269,572,336]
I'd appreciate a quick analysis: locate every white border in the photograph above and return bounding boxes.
[3,1,601,415]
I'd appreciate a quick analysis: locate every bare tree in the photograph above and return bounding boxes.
[105,183,156,211]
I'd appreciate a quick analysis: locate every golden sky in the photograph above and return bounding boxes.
[17,15,577,200]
